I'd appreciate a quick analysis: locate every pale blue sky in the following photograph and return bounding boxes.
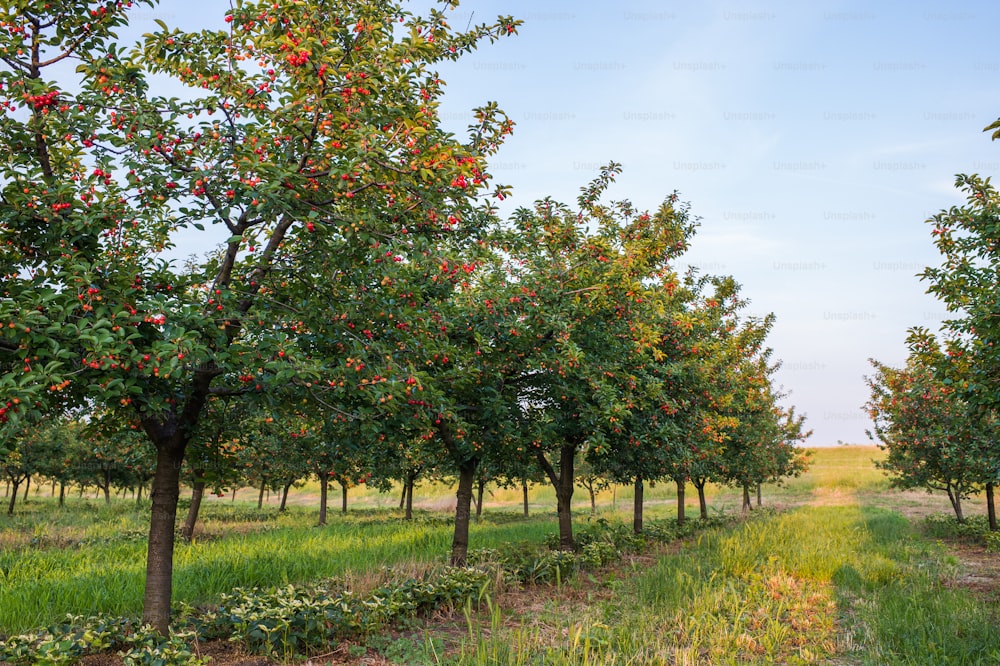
[141,1,1000,446]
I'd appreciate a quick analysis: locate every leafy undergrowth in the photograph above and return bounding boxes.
[0,517,719,665]
[921,513,1000,550]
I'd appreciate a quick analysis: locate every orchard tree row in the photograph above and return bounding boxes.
[0,0,808,633]
[866,120,1000,528]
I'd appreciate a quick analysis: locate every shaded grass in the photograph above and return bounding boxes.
[0,504,554,635]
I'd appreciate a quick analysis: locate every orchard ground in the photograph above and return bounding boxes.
[3,445,1000,664]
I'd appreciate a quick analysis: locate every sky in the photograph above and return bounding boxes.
[138,0,1000,446]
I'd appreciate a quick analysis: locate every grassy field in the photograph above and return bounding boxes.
[2,445,999,664]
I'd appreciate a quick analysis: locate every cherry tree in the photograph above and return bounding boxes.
[0,0,516,632]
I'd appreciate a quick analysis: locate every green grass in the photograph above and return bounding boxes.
[0,502,554,635]
[445,504,1000,665]
[4,444,998,664]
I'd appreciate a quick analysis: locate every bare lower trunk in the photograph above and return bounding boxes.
[588,484,596,515]
[695,479,708,519]
[318,475,328,526]
[142,440,186,635]
[279,480,292,512]
[181,480,205,541]
[475,477,485,520]
[987,483,997,532]
[756,483,762,507]
[537,443,577,551]
[633,476,643,535]
[675,478,686,525]
[58,481,66,507]
[451,460,476,566]
[341,480,348,514]
[742,484,752,512]
[522,480,529,517]
[7,480,19,515]
[947,485,964,523]
[256,478,266,510]
[22,475,30,503]
[404,474,414,520]
[399,483,407,510]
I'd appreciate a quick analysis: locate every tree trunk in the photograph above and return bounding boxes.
[58,481,66,507]
[947,485,964,523]
[279,480,292,512]
[588,483,596,515]
[987,482,997,532]
[694,479,708,519]
[475,476,485,520]
[231,487,236,502]
[102,470,111,504]
[22,475,30,503]
[136,483,143,505]
[633,475,644,535]
[756,483,762,507]
[742,484,752,512]
[522,480,529,517]
[318,474,328,526]
[451,459,476,566]
[51,480,56,496]
[142,439,187,635]
[537,443,576,551]
[675,478,686,525]
[399,482,407,510]
[181,480,205,541]
[404,473,414,521]
[256,478,266,510]
[7,479,19,515]
[341,480,348,514]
